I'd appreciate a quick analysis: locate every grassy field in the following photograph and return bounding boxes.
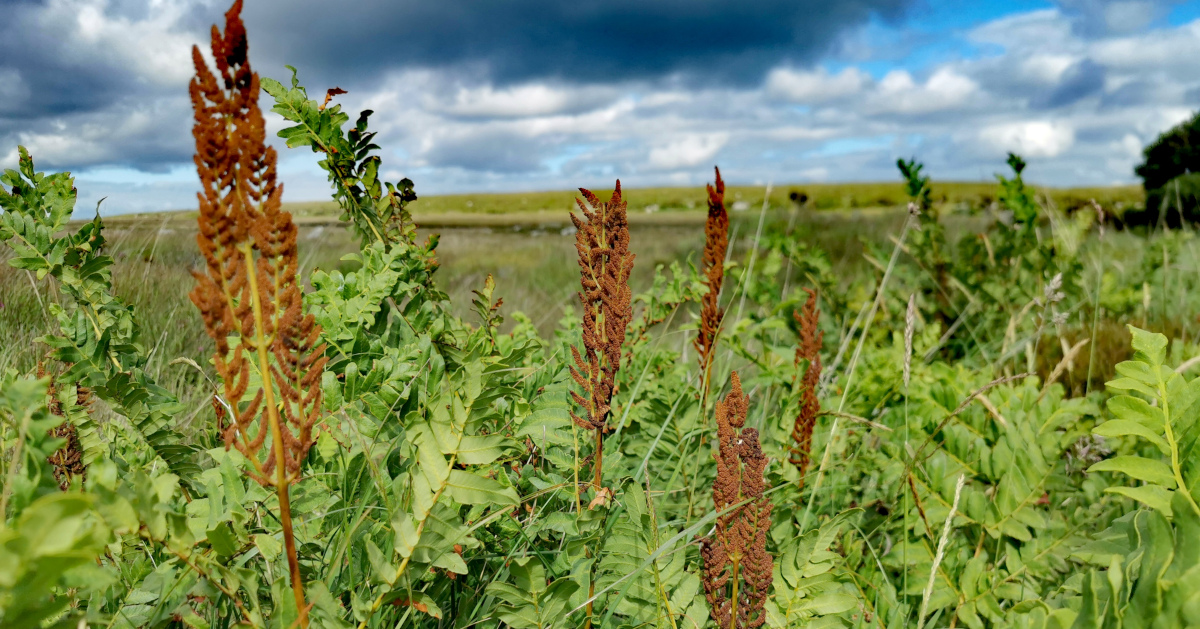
[8,167,1200,627]
[0,205,911,376]
[284,180,1144,216]
[105,180,1144,226]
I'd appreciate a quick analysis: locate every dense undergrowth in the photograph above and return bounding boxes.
[3,3,1200,628]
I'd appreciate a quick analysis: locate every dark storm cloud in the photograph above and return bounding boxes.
[0,0,199,171]
[422,131,550,173]
[0,4,134,118]
[1034,59,1105,109]
[1,0,910,172]
[239,0,910,87]
[1056,0,1184,35]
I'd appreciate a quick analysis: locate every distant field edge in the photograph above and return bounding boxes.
[81,180,1144,227]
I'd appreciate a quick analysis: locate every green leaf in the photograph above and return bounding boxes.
[1105,486,1174,516]
[253,534,282,563]
[1128,326,1167,366]
[1089,456,1177,487]
[446,470,519,506]
[206,522,238,558]
[455,434,510,466]
[1093,420,1170,455]
[366,540,397,586]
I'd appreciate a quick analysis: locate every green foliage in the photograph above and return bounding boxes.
[1091,326,1200,518]
[262,69,418,249]
[766,509,858,628]
[0,148,199,487]
[1136,110,1200,193]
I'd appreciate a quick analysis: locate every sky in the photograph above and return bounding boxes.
[2,0,1199,215]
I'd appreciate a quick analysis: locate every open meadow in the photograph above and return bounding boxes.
[6,2,1200,629]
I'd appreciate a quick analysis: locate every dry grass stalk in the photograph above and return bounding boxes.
[1039,338,1089,401]
[189,1,326,623]
[569,181,635,490]
[904,294,917,390]
[695,166,729,379]
[789,288,823,488]
[918,474,966,629]
[701,372,773,628]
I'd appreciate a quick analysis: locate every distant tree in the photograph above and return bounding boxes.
[1136,110,1200,217]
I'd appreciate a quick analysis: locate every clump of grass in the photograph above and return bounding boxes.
[189,2,327,623]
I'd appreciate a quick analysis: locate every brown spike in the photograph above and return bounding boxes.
[695,166,729,382]
[701,372,774,628]
[189,2,324,625]
[569,180,635,490]
[789,288,823,489]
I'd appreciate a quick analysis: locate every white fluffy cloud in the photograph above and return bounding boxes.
[765,66,870,103]
[270,6,1200,197]
[977,121,1076,158]
[648,134,731,170]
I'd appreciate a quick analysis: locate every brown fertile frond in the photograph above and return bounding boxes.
[188,0,327,488]
[569,181,634,490]
[701,372,774,628]
[569,181,635,434]
[789,288,823,488]
[694,166,728,374]
[190,3,324,623]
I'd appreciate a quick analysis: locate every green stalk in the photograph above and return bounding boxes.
[1158,378,1200,517]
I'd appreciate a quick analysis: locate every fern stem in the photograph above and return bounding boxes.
[729,555,740,629]
[593,426,604,489]
[1158,380,1200,517]
[242,243,308,627]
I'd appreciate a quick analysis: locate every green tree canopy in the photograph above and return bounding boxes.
[1136,110,1200,192]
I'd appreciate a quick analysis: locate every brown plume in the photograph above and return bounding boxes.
[569,181,635,489]
[189,1,324,623]
[701,372,774,628]
[694,166,728,378]
[789,288,823,488]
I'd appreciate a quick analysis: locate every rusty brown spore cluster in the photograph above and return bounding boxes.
[569,181,635,489]
[695,166,729,377]
[41,362,90,491]
[701,372,774,628]
[188,0,327,487]
[789,288,823,488]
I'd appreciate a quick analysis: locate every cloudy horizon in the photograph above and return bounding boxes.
[2,0,1199,215]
